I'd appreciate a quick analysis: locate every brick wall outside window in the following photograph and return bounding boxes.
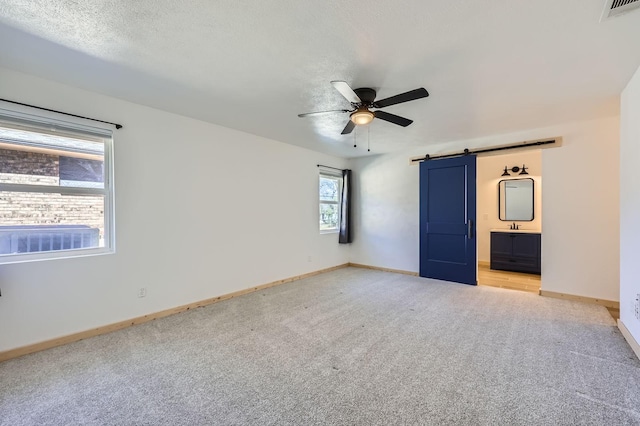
[0,148,105,242]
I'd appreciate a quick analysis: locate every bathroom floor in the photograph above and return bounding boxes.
[478,263,541,293]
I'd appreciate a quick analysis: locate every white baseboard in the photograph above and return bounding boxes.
[618,319,640,362]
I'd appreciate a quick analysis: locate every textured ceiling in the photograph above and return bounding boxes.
[0,0,639,158]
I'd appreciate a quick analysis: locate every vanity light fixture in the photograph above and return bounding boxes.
[501,164,528,176]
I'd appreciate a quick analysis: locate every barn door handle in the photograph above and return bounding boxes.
[468,219,474,239]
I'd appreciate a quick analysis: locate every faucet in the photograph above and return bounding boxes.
[510,222,519,230]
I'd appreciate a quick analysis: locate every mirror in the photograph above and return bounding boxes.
[499,178,534,221]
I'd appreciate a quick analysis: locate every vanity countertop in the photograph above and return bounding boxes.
[490,228,541,234]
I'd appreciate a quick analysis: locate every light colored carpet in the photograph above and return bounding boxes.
[1,267,639,425]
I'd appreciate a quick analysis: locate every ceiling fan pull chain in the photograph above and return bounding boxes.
[354,127,357,148]
[368,125,371,152]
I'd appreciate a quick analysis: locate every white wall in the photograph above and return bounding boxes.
[0,67,349,352]
[351,117,620,301]
[620,64,640,346]
[477,151,542,262]
[350,153,420,272]
[541,118,619,301]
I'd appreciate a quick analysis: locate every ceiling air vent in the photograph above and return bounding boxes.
[601,0,640,21]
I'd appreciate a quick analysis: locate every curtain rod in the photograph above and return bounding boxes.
[0,98,123,129]
[411,139,556,163]
[317,164,344,172]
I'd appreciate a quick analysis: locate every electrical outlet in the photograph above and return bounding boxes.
[635,293,640,321]
[138,287,147,298]
[308,255,312,262]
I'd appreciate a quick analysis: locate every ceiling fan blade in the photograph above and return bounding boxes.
[331,81,361,104]
[341,120,356,134]
[374,110,413,127]
[298,109,350,118]
[373,88,429,108]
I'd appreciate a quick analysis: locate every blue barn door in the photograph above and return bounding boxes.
[419,156,477,285]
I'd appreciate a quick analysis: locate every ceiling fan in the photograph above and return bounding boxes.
[298,81,429,135]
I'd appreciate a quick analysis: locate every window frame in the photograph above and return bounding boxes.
[319,171,342,234]
[0,105,115,264]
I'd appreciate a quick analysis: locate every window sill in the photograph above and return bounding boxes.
[320,229,339,235]
[0,246,115,265]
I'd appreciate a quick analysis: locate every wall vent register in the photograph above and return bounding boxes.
[601,0,640,21]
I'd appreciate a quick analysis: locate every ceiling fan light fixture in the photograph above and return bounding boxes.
[350,109,374,125]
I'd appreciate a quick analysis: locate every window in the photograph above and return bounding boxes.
[0,108,114,263]
[319,172,341,233]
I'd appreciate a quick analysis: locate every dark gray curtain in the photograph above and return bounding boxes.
[339,169,352,244]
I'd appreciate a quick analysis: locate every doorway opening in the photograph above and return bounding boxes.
[476,150,542,293]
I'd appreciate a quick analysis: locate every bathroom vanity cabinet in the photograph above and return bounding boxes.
[490,231,541,275]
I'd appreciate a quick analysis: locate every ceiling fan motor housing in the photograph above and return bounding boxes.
[353,88,377,106]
